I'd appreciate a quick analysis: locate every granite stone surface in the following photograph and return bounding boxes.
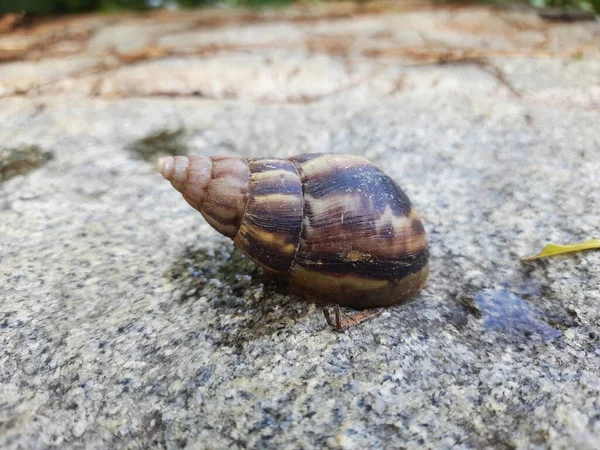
[1,2,599,449]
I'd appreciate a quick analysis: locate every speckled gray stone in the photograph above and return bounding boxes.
[1,3,599,449]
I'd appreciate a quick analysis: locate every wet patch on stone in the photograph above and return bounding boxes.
[168,241,265,301]
[128,128,188,162]
[474,289,561,342]
[0,145,53,182]
[166,240,313,340]
[167,240,292,307]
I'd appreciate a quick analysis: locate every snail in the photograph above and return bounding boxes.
[157,153,429,329]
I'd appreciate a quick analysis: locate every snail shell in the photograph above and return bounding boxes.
[157,153,429,309]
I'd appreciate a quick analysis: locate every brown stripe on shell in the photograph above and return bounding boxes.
[210,155,236,163]
[234,218,298,273]
[295,247,429,279]
[288,153,326,164]
[211,156,248,180]
[250,171,302,197]
[202,212,240,238]
[291,153,369,179]
[245,194,303,233]
[249,159,299,174]
[290,262,429,309]
[234,157,303,274]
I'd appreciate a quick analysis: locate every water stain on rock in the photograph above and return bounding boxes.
[0,145,53,182]
[128,128,188,162]
[167,240,288,304]
[166,240,312,341]
[474,289,561,342]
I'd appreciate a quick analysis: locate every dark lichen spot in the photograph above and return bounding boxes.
[544,309,580,330]
[137,411,167,449]
[484,434,517,450]
[443,305,469,329]
[128,128,188,162]
[0,145,53,182]
[194,366,213,387]
[453,282,483,320]
[0,417,19,432]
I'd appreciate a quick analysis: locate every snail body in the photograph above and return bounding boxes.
[157,153,428,309]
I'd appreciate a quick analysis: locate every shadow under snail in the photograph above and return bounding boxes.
[157,153,429,330]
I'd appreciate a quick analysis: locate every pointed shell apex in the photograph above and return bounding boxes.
[156,156,174,180]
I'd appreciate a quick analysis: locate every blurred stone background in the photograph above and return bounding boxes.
[0,1,599,449]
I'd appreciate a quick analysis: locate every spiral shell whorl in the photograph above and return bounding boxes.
[157,155,249,238]
[287,153,429,308]
[233,158,303,274]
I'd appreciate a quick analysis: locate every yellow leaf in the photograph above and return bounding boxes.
[521,239,600,262]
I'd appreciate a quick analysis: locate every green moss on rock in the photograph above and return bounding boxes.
[0,145,53,182]
[129,128,188,163]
